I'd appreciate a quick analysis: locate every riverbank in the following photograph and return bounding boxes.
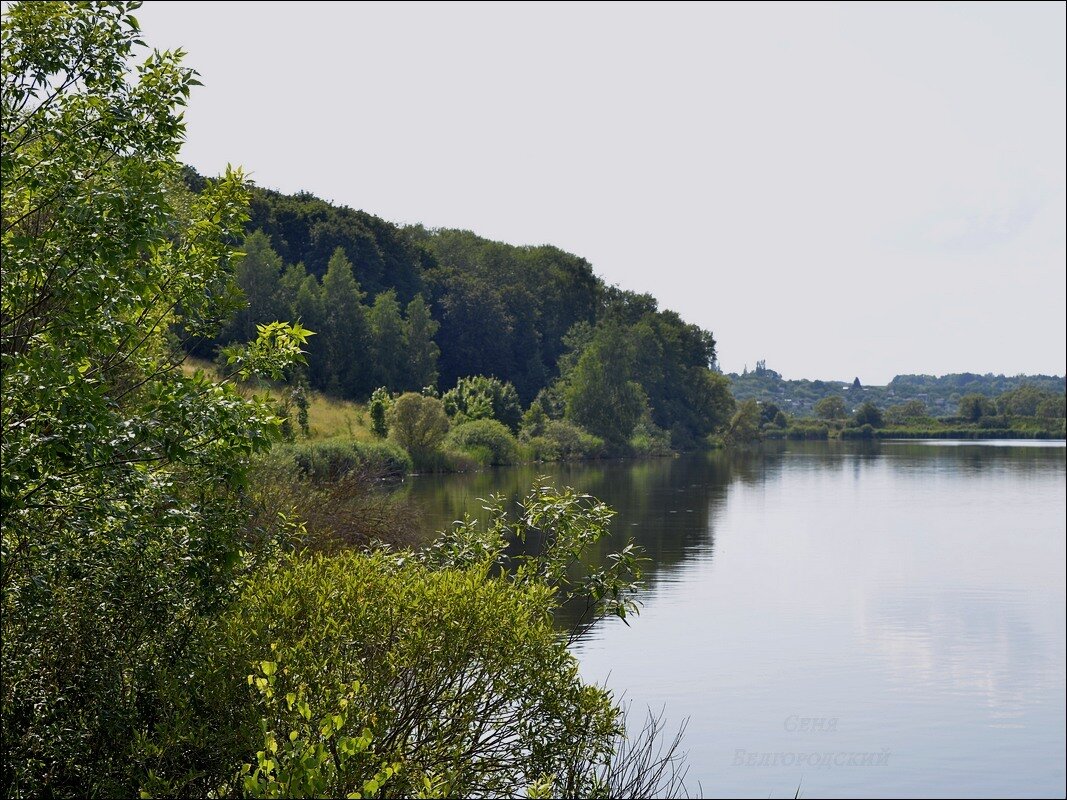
[762,420,1065,442]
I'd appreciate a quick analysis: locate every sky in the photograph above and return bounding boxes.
[135,1,1066,383]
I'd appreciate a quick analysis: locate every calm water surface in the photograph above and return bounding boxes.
[405,441,1066,798]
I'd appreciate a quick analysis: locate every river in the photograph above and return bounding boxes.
[405,440,1066,798]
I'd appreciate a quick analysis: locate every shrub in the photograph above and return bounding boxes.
[546,420,606,460]
[841,423,876,440]
[386,392,450,466]
[282,438,412,481]
[442,375,523,431]
[445,419,521,465]
[629,416,673,457]
[367,387,393,437]
[197,484,653,798]
[525,420,606,462]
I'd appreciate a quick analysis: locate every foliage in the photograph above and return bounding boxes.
[958,393,996,422]
[724,399,762,444]
[445,419,521,465]
[441,374,523,431]
[884,399,928,424]
[851,401,884,428]
[841,423,876,440]
[367,387,392,438]
[813,395,848,420]
[403,295,440,390]
[629,413,674,457]
[563,325,648,449]
[223,544,628,798]
[386,392,450,466]
[238,656,399,800]
[995,384,1061,417]
[367,289,407,390]
[182,180,729,450]
[0,4,305,795]
[279,438,412,481]
[421,482,647,630]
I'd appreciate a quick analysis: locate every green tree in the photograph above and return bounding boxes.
[563,326,647,449]
[995,384,1049,417]
[814,395,847,420]
[295,273,328,386]
[225,230,286,341]
[725,399,762,444]
[321,247,367,396]
[387,392,450,462]
[851,401,884,427]
[1,4,308,794]
[403,294,440,390]
[368,288,407,390]
[959,393,996,421]
[1036,395,1066,420]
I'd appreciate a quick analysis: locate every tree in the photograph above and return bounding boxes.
[958,393,996,421]
[759,401,783,426]
[295,273,328,386]
[225,230,286,342]
[1036,395,1066,420]
[367,288,407,390]
[851,401,884,427]
[403,294,440,390]
[996,384,1050,417]
[563,326,647,448]
[814,395,847,420]
[725,399,762,443]
[1,4,308,794]
[884,399,927,424]
[321,247,367,396]
[387,392,450,461]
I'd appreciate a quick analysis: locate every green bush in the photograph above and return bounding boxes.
[367,387,393,437]
[386,392,450,468]
[216,551,619,798]
[178,483,653,799]
[442,375,522,431]
[841,423,876,440]
[629,416,673,457]
[445,419,521,465]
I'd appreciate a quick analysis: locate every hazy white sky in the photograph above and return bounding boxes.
[137,1,1065,383]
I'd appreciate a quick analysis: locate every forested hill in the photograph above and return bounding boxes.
[183,169,732,449]
[730,363,1066,417]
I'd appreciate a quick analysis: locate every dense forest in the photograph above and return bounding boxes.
[184,172,733,450]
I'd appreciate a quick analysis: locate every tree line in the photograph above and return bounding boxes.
[186,180,734,451]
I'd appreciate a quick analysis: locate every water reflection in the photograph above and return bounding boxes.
[404,441,1066,797]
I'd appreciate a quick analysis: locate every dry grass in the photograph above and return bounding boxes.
[250,460,426,553]
[180,355,374,440]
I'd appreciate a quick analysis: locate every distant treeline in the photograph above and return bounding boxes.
[182,170,732,450]
[729,361,1065,417]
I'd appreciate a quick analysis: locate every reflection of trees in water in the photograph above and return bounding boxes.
[402,452,778,633]
[400,442,1065,634]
